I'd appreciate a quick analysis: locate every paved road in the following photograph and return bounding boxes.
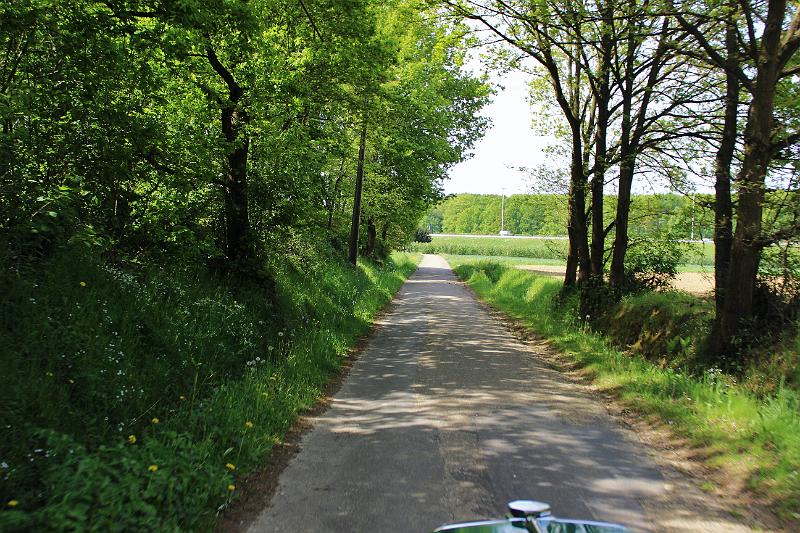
[247,255,665,532]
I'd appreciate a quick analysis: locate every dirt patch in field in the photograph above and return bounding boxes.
[516,265,715,295]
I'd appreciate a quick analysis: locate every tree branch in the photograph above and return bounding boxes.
[205,41,243,102]
[299,0,324,41]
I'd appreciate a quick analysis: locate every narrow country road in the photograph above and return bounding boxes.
[244,255,716,532]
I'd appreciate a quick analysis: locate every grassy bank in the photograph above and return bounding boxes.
[0,247,418,531]
[411,235,714,267]
[448,258,799,521]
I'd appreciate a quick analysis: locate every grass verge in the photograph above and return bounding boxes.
[0,247,418,531]
[448,257,800,522]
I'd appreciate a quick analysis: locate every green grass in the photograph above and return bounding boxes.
[448,258,800,521]
[411,235,569,260]
[433,254,567,266]
[436,254,715,276]
[412,235,715,268]
[0,246,418,531]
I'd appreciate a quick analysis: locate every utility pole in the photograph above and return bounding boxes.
[501,189,505,234]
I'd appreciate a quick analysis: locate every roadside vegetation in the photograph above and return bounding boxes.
[444,0,800,361]
[450,258,800,520]
[411,235,715,269]
[1,244,418,531]
[1,0,483,529]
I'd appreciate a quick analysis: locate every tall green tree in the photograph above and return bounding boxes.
[673,0,800,355]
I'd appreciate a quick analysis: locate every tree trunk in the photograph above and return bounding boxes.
[365,217,377,257]
[348,114,368,266]
[590,0,613,280]
[709,0,786,356]
[607,16,671,288]
[609,159,634,287]
[206,46,250,263]
[712,12,738,313]
[222,105,250,262]
[565,124,590,287]
[609,80,635,288]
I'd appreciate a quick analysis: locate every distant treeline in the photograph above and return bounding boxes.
[422,193,714,240]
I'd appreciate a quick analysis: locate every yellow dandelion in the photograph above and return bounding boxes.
[227,484,236,491]
[127,435,136,444]
[244,421,253,428]
[179,395,186,401]
[7,500,18,507]
[148,464,158,472]
[151,417,159,424]
[226,463,236,470]
[79,281,87,287]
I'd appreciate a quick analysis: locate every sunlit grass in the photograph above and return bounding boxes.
[413,235,715,268]
[0,248,418,530]
[448,257,800,520]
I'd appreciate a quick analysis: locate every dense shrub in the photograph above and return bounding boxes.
[623,236,686,292]
[414,228,432,243]
[0,245,417,531]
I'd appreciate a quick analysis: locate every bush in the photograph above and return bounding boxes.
[623,236,686,292]
[414,228,432,243]
[0,245,418,530]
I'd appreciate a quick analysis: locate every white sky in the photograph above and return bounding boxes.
[444,65,716,197]
[444,69,551,196]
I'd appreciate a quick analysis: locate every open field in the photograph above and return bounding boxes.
[510,264,715,294]
[431,249,717,293]
[411,235,715,268]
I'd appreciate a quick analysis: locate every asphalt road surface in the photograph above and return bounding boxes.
[247,255,668,532]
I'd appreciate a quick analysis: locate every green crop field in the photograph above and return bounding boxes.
[410,236,569,260]
[410,235,715,268]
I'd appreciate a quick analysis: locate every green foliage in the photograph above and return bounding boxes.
[435,193,568,236]
[411,235,569,259]
[0,0,488,264]
[414,228,432,242]
[0,247,418,530]
[449,257,800,519]
[623,236,687,292]
[0,2,485,520]
[423,193,715,241]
